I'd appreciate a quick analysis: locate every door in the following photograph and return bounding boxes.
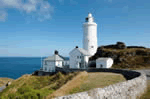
[79,62,82,68]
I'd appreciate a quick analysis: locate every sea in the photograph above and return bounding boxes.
[0,57,43,79]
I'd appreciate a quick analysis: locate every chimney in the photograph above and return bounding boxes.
[54,50,58,55]
[76,46,78,48]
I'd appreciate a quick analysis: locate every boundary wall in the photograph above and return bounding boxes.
[54,68,147,99]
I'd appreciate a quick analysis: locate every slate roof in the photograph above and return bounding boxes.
[58,55,69,61]
[44,54,64,61]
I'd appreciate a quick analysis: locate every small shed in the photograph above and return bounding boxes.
[42,51,64,72]
[96,58,113,68]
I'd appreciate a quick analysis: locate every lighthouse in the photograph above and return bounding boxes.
[83,13,98,56]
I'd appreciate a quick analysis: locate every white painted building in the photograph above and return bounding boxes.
[69,46,91,69]
[68,13,98,69]
[96,58,113,68]
[42,51,69,72]
[83,13,98,56]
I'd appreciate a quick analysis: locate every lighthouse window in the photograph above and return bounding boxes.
[77,56,79,59]
[91,46,94,48]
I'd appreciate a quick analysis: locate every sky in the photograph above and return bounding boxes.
[0,0,150,57]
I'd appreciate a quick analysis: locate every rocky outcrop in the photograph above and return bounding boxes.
[102,42,126,49]
[89,42,150,68]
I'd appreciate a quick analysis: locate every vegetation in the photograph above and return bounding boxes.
[0,72,79,99]
[68,72,126,94]
[90,44,150,69]
[48,72,126,98]
[0,78,14,87]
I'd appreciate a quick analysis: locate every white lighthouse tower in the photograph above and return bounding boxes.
[83,13,98,56]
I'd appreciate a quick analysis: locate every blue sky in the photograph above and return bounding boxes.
[0,0,150,57]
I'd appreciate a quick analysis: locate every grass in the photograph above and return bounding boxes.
[47,71,88,98]
[68,72,126,94]
[0,78,14,87]
[0,72,79,99]
[140,80,150,99]
[49,72,126,98]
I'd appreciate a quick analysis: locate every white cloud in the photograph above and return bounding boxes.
[0,0,54,22]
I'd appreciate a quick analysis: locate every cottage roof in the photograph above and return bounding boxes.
[44,54,64,61]
[58,55,69,61]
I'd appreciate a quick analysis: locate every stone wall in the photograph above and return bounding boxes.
[54,68,147,99]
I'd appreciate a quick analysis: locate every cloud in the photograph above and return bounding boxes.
[0,0,54,22]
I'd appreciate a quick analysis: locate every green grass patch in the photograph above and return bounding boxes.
[0,72,79,99]
[69,72,126,94]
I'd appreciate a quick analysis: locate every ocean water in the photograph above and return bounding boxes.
[0,57,42,79]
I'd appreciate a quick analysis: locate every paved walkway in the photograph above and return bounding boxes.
[134,69,150,80]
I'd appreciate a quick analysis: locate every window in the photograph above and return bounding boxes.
[91,46,94,48]
[45,67,47,71]
[77,56,79,59]
[45,61,47,65]
[100,64,103,68]
[80,56,81,59]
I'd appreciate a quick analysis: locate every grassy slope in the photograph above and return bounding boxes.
[95,48,150,69]
[0,72,79,99]
[0,78,14,87]
[50,72,126,98]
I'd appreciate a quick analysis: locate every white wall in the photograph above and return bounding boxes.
[43,61,55,72]
[106,59,113,68]
[96,60,107,68]
[69,49,82,68]
[96,58,113,68]
[56,61,63,67]
[83,20,97,56]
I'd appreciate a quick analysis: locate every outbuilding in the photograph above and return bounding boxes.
[96,58,113,68]
[42,51,64,72]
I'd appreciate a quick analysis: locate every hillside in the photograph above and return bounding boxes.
[0,78,14,87]
[89,42,150,69]
[0,71,126,99]
[0,72,79,99]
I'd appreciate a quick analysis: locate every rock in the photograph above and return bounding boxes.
[116,42,126,49]
[6,81,11,87]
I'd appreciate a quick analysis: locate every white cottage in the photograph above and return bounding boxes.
[42,51,65,72]
[96,58,113,68]
[69,46,91,69]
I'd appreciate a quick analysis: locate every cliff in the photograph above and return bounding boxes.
[89,42,150,69]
